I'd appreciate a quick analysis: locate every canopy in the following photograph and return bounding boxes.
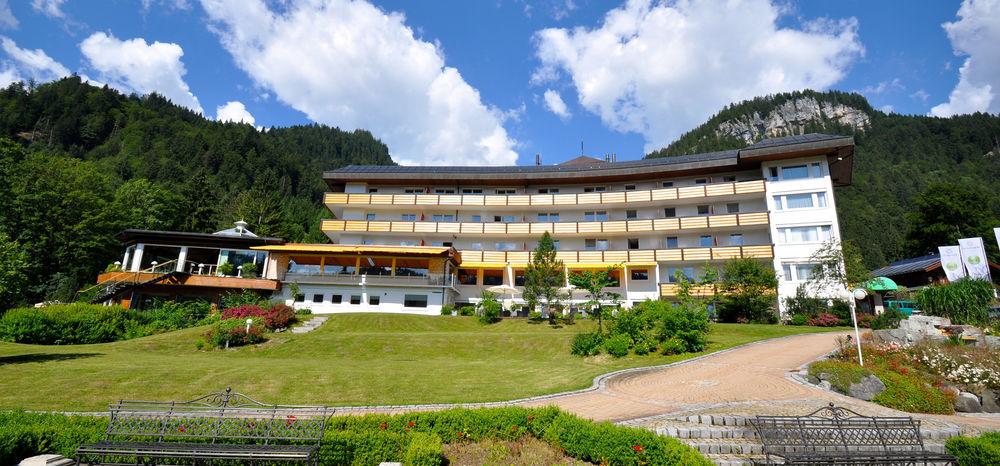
[861,276,898,292]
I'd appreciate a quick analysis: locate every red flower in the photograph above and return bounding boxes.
[458,432,464,436]
[512,426,517,431]
[527,417,533,421]
[179,426,186,432]
[286,415,297,425]
[633,445,644,451]
[381,423,387,429]
[408,422,414,428]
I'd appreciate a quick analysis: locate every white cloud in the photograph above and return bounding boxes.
[858,78,903,95]
[0,0,18,30]
[31,0,66,18]
[543,89,571,119]
[79,31,203,113]
[199,0,518,166]
[216,100,255,125]
[532,0,863,152]
[0,36,71,86]
[141,0,192,12]
[910,89,930,102]
[880,104,894,113]
[930,0,1000,117]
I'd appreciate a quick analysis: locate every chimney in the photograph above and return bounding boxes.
[605,153,610,162]
[612,153,617,163]
[535,153,541,166]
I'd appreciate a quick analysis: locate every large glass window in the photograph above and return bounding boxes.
[730,234,743,246]
[395,258,429,277]
[323,256,356,275]
[782,263,820,281]
[778,226,832,243]
[781,165,810,180]
[514,269,526,286]
[585,239,609,250]
[700,235,713,247]
[666,236,678,248]
[432,214,454,222]
[359,257,393,275]
[482,269,503,286]
[140,245,182,270]
[404,294,428,308]
[494,242,518,251]
[584,211,607,221]
[458,269,477,285]
[631,269,648,280]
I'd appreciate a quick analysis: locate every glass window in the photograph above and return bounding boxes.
[812,163,823,178]
[395,259,429,277]
[795,264,819,281]
[502,215,515,223]
[781,165,809,180]
[538,188,559,194]
[730,234,743,246]
[366,214,376,221]
[769,167,779,181]
[400,241,415,246]
[404,188,422,194]
[330,294,342,304]
[369,295,380,306]
[596,239,609,250]
[495,242,518,251]
[435,189,455,194]
[585,239,596,250]
[360,257,392,275]
[780,226,819,243]
[462,188,482,194]
[664,207,676,218]
[458,269,477,285]
[470,243,482,250]
[432,214,454,222]
[628,238,639,250]
[538,213,559,222]
[695,178,707,185]
[727,203,739,213]
[350,295,361,305]
[662,181,673,188]
[782,264,792,281]
[514,270,526,286]
[401,214,416,221]
[404,294,428,308]
[631,269,648,280]
[700,235,713,247]
[584,212,595,221]
[697,205,710,215]
[626,209,637,220]
[724,176,736,182]
[295,293,305,302]
[482,269,503,286]
[668,267,696,283]
[785,193,814,209]
[817,192,827,207]
[666,237,678,248]
[313,294,323,303]
[552,240,560,251]
[368,188,378,193]
[471,215,481,222]
[625,185,636,191]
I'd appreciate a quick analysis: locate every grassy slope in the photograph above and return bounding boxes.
[0,314,847,411]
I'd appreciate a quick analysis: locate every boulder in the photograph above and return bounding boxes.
[980,335,1000,351]
[954,392,982,413]
[817,372,833,381]
[18,455,74,466]
[818,380,833,392]
[849,375,886,401]
[807,375,820,385]
[980,390,1000,414]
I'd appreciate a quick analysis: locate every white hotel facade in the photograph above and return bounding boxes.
[275,134,853,316]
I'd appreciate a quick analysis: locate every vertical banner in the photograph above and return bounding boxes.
[958,237,991,281]
[994,227,1000,252]
[938,245,966,282]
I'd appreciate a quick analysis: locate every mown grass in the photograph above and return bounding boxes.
[0,314,849,411]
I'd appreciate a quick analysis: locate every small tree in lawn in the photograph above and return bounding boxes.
[569,266,621,334]
[523,232,567,321]
[716,258,778,323]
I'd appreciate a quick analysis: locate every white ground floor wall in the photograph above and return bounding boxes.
[279,283,451,316]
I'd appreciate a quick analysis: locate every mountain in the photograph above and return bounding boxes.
[0,77,394,305]
[646,90,1000,270]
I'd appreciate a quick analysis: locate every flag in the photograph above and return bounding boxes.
[958,237,991,281]
[994,227,1000,253]
[938,245,966,282]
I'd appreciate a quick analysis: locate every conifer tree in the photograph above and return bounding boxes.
[522,232,566,320]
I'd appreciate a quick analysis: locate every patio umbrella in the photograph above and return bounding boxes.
[486,284,521,312]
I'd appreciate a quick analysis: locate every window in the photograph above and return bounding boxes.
[471,215,482,222]
[607,271,620,287]
[458,269,477,285]
[494,242,518,251]
[368,188,378,193]
[726,203,740,213]
[769,167,779,181]
[494,215,515,223]
[552,240,560,250]
[625,184,636,191]
[432,241,443,247]
[350,295,362,305]
[631,269,648,280]
[330,294,342,304]
[626,209,638,220]
[537,213,559,222]
[697,205,711,215]
[627,238,639,250]
[664,207,676,218]
[667,267,696,283]
[817,192,828,207]
[662,181,674,188]
[482,269,503,286]
[781,165,810,180]
[811,163,823,178]
[401,214,416,221]
[774,192,828,210]
[666,236,678,248]
[730,234,743,246]
[404,188,423,194]
[700,235,713,247]
[782,263,820,281]
[432,214,454,222]
[584,211,607,221]
[496,189,516,194]
[584,239,609,250]
[369,295,380,306]
[724,176,736,182]
[778,225,832,243]
[462,188,483,194]
[538,188,559,193]
[404,294,428,308]
[514,270,526,286]
[295,293,305,302]
[435,188,455,194]
[695,178,708,185]
[366,214,376,221]
[442,242,452,247]
[400,241,415,246]
[583,186,606,193]
[313,294,324,303]
[470,243,483,250]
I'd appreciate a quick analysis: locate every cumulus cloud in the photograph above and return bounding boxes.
[532,0,863,152]
[79,32,203,113]
[859,78,903,95]
[930,0,1000,117]
[198,0,517,166]
[216,100,255,125]
[31,0,66,18]
[910,89,930,102]
[543,89,571,119]
[0,36,71,86]
[0,0,17,30]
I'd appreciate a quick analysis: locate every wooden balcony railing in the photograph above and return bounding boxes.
[659,283,721,297]
[324,180,766,208]
[456,245,773,266]
[322,212,769,236]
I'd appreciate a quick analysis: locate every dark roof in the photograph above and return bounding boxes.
[873,254,941,277]
[323,133,854,187]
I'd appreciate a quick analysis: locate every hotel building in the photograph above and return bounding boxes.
[298,133,855,315]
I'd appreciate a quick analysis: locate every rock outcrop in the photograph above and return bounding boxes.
[715,97,870,143]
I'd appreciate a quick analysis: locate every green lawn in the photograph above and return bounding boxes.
[0,314,848,411]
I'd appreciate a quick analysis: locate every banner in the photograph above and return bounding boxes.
[938,245,966,282]
[958,237,991,281]
[995,227,1000,253]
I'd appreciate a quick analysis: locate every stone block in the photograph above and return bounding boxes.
[981,335,1000,351]
[980,390,1000,413]
[849,375,886,401]
[954,392,982,413]
[818,380,832,392]
[19,455,74,466]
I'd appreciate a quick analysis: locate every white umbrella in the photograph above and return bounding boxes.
[487,284,521,314]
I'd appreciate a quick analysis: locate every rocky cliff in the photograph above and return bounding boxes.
[715,96,870,143]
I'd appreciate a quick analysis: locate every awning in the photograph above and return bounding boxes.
[566,263,625,269]
[253,244,453,256]
[457,262,507,269]
[861,276,898,292]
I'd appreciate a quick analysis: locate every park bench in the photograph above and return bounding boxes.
[75,388,331,465]
[749,403,957,465]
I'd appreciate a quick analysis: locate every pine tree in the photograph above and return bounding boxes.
[522,232,566,320]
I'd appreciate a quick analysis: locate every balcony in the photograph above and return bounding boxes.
[457,245,774,266]
[324,180,766,208]
[321,212,769,236]
[281,272,455,287]
[658,283,720,297]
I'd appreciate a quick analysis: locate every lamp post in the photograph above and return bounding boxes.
[851,288,867,366]
[246,318,253,334]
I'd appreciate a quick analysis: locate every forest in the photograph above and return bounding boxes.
[646,90,1000,271]
[0,77,394,308]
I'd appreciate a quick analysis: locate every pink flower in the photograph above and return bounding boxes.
[380,423,387,429]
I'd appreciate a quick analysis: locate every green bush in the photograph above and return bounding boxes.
[544,410,711,465]
[219,289,267,309]
[655,304,709,353]
[870,307,905,330]
[204,318,266,348]
[808,360,873,393]
[477,291,501,325]
[659,337,688,355]
[240,262,259,278]
[872,371,953,414]
[789,314,810,326]
[946,431,1000,466]
[604,333,631,357]
[458,306,476,317]
[145,299,213,331]
[402,432,443,466]
[570,332,603,356]
[440,304,454,316]
[217,262,236,276]
[0,411,106,464]
[0,304,152,344]
[916,278,998,326]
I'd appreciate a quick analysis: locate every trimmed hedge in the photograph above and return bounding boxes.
[946,431,1000,466]
[1,406,709,465]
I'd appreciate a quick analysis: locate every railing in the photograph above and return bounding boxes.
[78,260,180,303]
[324,180,766,208]
[457,245,774,266]
[282,272,456,287]
[322,212,770,236]
[182,260,219,276]
[658,283,723,297]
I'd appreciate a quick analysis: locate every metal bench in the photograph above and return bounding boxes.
[749,403,957,465]
[75,388,331,465]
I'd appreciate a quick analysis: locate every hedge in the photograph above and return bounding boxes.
[1,406,709,465]
[946,431,1000,466]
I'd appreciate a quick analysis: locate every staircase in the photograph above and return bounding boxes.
[81,260,181,304]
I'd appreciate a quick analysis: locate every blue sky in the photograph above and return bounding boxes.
[1,0,998,167]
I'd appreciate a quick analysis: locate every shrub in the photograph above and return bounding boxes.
[0,410,106,464]
[222,304,295,331]
[222,305,266,320]
[608,307,650,343]
[604,333,631,357]
[870,307,905,330]
[946,431,1000,466]
[440,304,454,316]
[783,288,827,316]
[0,304,150,344]
[659,337,688,355]
[570,332,603,356]
[655,303,709,353]
[217,262,236,276]
[458,306,476,317]
[204,318,266,348]
[830,299,853,325]
[402,433,443,466]
[872,371,954,414]
[807,313,840,327]
[220,289,266,309]
[477,291,501,325]
[145,299,212,331]
[240,262,259,278]
[856,313,874,328]
[295,308,312,315]
[916,278,998,326]
[789,314,810,326]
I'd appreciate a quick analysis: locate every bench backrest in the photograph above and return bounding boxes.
[750,404,924,452]
[104,389,329,444]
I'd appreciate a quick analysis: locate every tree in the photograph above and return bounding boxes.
[522,232,566,319]
[568,266,621,333]
[809,239,871,289]
[110,178,184,231]
[903,183,998,262]
[0,232,29,311]
[716,258,778,323]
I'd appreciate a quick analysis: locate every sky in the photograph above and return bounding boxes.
[0,0,998,167]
